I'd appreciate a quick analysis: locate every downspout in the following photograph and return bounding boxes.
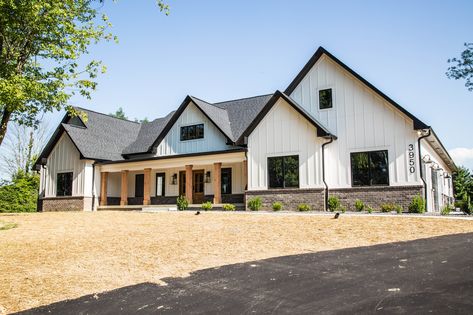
[322,136,335,211]
[91,162,96,211]
[418,128,431,210]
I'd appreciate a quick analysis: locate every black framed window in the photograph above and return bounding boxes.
[221,168,232,194]
[268,155,299,188]
[156,173,165,196]
[351,150,389,186]
[319,88,333,109]
[56,172,73,196]
[135,174,144,197]
[180,124,204,141]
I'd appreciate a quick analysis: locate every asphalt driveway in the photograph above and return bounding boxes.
[18,232,473,314]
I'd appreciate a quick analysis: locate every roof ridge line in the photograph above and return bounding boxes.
[212,93,274,105]
[74,106,141,124]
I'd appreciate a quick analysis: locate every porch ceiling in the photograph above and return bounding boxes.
[99,150,246,172]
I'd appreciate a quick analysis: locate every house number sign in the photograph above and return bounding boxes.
[408,144,415,174]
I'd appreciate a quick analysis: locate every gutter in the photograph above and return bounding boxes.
[418,128,431,210]
[322,135,335,211]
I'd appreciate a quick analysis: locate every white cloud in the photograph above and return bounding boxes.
[449,147,473,170]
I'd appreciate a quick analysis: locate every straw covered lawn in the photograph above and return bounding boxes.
[1,211,473,313]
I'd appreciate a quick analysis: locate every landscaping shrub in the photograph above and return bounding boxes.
[395,205,403,214]
[223,204,236,211]
[366,205,374,214]
[441,205,451,216]
[339,205,346,213]
[0,171,39,213]
[380,203,396,213]
[272,202,282,211]
[408,194,426,214]
[201,201,212,211]
[176,195,189,211]
[298,203,311,211]
[327,196,340,212]
[354,199,364,212]
[247,197,262,211]
[457,195,472,215]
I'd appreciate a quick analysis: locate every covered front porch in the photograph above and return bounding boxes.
[97,150,247,209]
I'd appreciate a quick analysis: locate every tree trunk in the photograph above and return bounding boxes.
[25,131,34,173]
[0,109,12,147]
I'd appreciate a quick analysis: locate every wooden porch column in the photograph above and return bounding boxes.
[243,159,248,190]
[143,168,151,206]
[120,170,128,206]
[185,165,193,202]
[100,171,108,206]
[213,162,222,204]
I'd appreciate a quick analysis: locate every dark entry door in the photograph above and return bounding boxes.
[193,170,204,204]
[135,174,144,197]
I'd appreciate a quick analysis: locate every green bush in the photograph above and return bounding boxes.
[458,195,472,215]
[354,199,364,212]
[366,205,374,214]
[339,205,346,213]
[0,171,39,213]
[327,196,340,212]
[441,205,451,216]
[298,203,311,211]
[247,197,262,211]
[395,205,403,214]
[380,203,396,213]
[176,195,189,211]
[201,201,212,211]
[272,202,282,211]
[223,204,236,211]
[408,194,426,214]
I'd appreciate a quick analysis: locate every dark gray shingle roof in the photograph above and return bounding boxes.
[122,111,175,155]
[64,108,141,161]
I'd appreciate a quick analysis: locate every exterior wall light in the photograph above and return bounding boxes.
[205,171,211,183]
[422,155,432,164]
[171,173,177,185]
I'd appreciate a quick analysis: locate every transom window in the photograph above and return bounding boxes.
[268,155,299,188]
[56,172,73,196]
[180,124,204,141]
[319,88,333,109]
[351,150,389,186]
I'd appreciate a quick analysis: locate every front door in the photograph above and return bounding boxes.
[179,171,186,197]
[193,170,204,204]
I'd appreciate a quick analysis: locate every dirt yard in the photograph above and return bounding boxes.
[1,211,472,313]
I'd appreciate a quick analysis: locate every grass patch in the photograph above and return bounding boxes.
[0,221,18,231]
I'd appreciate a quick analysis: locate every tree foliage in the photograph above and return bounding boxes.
[0,0,169,147]
[453,166,473,200]
[110,106,127,120]
[0,169,39,212]
[447,43,473,91]
[0,121,48,179]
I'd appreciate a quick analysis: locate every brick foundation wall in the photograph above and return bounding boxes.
[151,196,178,204]
[329,185,424,211]
[245,188,325,211]
[41,196,85,211]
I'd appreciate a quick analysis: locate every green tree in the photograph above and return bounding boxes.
[453,166,473,200]
[0,0,169,147]
[110,107,128,120]
[0,169,39,212]
[447,43,473,91]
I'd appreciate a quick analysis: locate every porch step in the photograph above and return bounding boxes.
[97,205,143,211]
[142,205,178,212]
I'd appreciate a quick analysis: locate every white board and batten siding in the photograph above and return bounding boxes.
[247,98,325,190]
[290,55,422,188]
[42,133,90,197]
[156,102,233,156]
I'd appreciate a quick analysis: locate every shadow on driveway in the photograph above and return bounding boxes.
[17,233,473,314]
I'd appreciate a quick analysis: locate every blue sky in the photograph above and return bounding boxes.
[46,0,473,169]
